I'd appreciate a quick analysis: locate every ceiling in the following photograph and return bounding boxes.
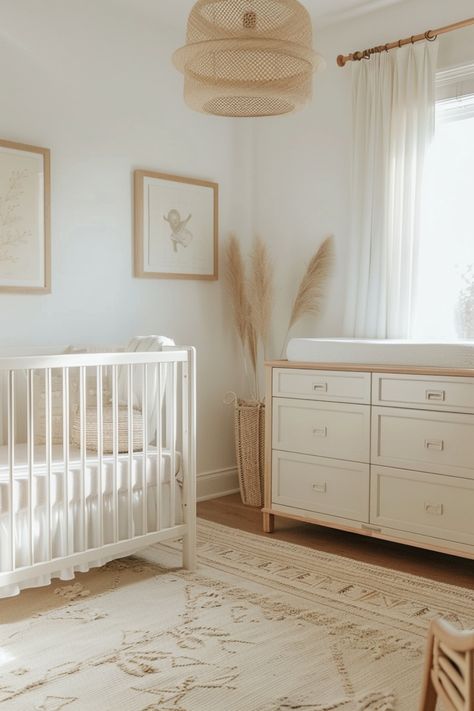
[308,0,406,26]
[128,0,407,30]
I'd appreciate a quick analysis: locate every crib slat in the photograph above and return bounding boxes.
[62,368,70,556]
[127,364,133,539]
[112,366,119,543]
[97,366,104,548]
[7,370,15,571]
[79,366,86,551]
[155,363,162,532]
[181,350,197,570]
[167,362,177,529]
[0,372,4,450]
[45,368,52,561]
[27,369,34,566]
[142,364,148,535]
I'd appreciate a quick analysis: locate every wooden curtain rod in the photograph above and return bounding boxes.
[337,16,474,67]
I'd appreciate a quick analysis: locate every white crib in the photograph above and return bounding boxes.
[0,347,196,598]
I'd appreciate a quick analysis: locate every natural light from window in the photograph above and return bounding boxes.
[412,94,474,340]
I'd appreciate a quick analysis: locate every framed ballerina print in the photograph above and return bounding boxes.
[134,170,218,281]
[0,139,51,293]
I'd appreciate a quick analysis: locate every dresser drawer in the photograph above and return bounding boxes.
[371,407,474,478]
[371,466,474,546]
[273,398,370,462]
[373,373,474,414]
[273,451,369,522]
[273,369,371,404]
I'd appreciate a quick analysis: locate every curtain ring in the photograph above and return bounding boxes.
[425,30,438,42]
[384,43,389,52]
[398,39,402,48]
[410,35,415,44]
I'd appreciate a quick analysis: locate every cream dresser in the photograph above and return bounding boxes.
[263,361,474,559]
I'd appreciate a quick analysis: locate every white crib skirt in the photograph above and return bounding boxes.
[0,445,182,598]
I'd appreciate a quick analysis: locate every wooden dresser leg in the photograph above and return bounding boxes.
[418,676,437,711]
[263,512,275,533]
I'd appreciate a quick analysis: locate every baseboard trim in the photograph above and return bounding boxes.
[197,467,240,502]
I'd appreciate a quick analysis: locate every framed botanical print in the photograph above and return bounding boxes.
[0,139,51,293]
[134,170,218,281]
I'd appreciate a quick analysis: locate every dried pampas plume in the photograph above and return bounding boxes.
[288,235,334,330]
[248,238,273,360]
[226,233,334,398]
[225,234,258,398]
[246,320,258,379]
[225,234,250,348]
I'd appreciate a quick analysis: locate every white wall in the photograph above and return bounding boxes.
[251,0,474,356]
[0,0,250,484]
[1,0,472,494]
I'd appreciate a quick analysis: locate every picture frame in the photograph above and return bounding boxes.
[134,169,218,281]
[0,139,51,293]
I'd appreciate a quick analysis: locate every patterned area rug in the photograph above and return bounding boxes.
[1,520,473,711]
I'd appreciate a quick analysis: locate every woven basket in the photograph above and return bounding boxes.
[71,405,143,454]
[233,399,265,507]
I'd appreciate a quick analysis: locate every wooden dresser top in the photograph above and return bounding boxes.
[265,360,474,378]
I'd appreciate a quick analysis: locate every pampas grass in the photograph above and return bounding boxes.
[226,233,334,399]
[225,235,250,348]
[225,234,259,399]
[280,236,334,356]
[248,238,273,360]
[246,321,258,383]
[288,236,334,330]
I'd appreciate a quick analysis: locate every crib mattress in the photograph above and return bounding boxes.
[0,444,183,597]
[286,338,474,368]
[0,444,182,520]
[0,443,181,480]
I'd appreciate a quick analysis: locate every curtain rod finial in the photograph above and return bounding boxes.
[337,54,346,67]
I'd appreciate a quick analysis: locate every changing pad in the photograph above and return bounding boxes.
[286,339,474,368]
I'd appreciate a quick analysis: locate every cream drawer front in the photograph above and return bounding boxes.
[273,369,371,404]
[273,398,370,462]
[373,373,474,414]
[371,407,474,478]
[371,466,474,546]
[273,451,369,522]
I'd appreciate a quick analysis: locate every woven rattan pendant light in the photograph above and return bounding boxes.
[173,0,324,117]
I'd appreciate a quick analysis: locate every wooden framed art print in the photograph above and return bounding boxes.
[0,139,51,293]
[134,170,218,281]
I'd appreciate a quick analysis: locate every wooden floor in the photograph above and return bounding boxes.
[198,493,474,590]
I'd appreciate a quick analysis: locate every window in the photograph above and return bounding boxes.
[412,65,474,340]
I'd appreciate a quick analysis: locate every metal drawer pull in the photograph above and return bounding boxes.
[312,426,328,438]
[312,482,327,494]
[424,502,444,516]
[425,439,444,451]
[425,389,446,402]
[313,383,328,392]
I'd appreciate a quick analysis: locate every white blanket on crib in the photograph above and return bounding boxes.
[118,335,176,442]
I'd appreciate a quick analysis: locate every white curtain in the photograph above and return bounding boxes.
[344,40,438,339]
